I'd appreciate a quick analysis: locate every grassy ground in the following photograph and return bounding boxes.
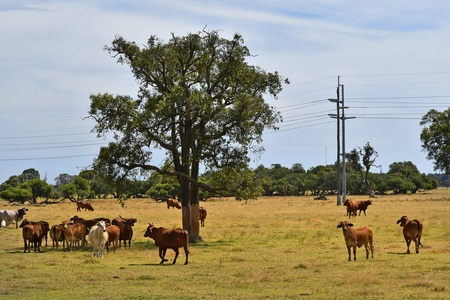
[0,188,449,299]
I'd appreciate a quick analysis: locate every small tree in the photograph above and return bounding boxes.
[347,142,378,197]
[420,108,450,174]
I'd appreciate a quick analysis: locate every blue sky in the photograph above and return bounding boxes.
[1,0,449,184]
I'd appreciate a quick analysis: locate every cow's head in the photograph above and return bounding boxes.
[397,216,408,227]
[18,208,28,217]
[366,200,373,206]
[337,221,353,231]
[96,221,107,232]
[144,223,155,238]
[19,219,31,228]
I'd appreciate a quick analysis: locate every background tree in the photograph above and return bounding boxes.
[420,108,450,174]
[54,173,76,186]
[347,142,378,197]
[88,29,287,241]
[18,168,40,184]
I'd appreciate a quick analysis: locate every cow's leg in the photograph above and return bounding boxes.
[347,246,351,261]
[24,239,28,253]
[406,239,411,253]
[413,238,419,253]
[353,246,357,261]
[173,249,179,264]
[364,242,369,259]
[184,247,189,265]
[159,248,166,264]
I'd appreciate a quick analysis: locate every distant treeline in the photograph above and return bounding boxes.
[0,161,444,203]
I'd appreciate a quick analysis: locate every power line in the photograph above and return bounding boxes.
[0,154,97,162]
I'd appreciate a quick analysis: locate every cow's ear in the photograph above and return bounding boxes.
[348,223,353,227]
[337,223,342,228]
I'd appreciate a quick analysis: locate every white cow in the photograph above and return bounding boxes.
[88,221,108,258]
[0,208,28,228]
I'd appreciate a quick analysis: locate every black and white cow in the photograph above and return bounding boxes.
[0,208,29,228]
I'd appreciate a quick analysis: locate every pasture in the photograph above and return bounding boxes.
[0,188,449,299]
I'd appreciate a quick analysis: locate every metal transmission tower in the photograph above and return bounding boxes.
[328,76,355,206]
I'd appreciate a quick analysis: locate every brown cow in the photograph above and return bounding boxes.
[144,223,190,265]
[397,216,424,253]
[105,225,120,253]
[343,200,358,219]
[112,215,137,247]
[167,198,181,209]
[50,224,65,250]
[199,206,207,227]
[19,219,50,247]
[337,221,374,261]
[22,224,44,253]
[62,221,86,251]
[357,200,372,216]
[76,200,94,212]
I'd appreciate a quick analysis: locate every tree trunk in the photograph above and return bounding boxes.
[189,202,200,242]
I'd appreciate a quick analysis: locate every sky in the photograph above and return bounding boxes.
[1,0,449,184]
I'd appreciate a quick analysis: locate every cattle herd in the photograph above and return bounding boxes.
[338,199,424,261]
[1,197,424,263]
[0,198,208,265]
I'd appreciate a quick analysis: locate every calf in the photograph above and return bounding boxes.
[88,221,108,258]
[0,208,28,228]
[199,206,207,227]
[167,198,181,209]
[62,221,86,251]
[343,200,358,219]
[337,221,374,261]
[50,224,65,250]
[112,216,137,247]
[76,200,94,212]
[22,224,43,253]
[357,200,372,216]
[397,216,424,253]
[19,219,50,247]
[105,225,120,253]
[144,223,190,265]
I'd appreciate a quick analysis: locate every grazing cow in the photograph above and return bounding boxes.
[397,216,424,253]
[62,221,86,252]
[167,198,181,209]
[337,221,374,261]
[22,224,44,253]
[199,206,207,227]
[19,219,50,247]
[112,216,137,247]
[144,223,190,265]
[76,200,94,212]
[0,208,28,228]
[50,224,65,250]
[357,200,372,216]
[343,200,358,219]
[88,221,108,258]
[105,225,120,253]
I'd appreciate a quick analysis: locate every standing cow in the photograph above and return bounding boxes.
[112,216,137,248]
[0,208,28,228]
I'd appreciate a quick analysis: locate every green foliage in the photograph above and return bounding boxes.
[0,186,33,202]
[18,168,40,183]
[420,108,450,174]
[88,29,288,208]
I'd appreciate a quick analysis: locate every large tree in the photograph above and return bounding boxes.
[88,30,288,241]
[420,108,450,174]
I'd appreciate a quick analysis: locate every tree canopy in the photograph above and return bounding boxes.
[88,29,288,240]
[420,108,450,174]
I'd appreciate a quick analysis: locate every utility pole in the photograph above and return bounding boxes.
[329,76,355,206]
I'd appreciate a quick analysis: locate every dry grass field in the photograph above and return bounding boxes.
[0,188,449,299]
